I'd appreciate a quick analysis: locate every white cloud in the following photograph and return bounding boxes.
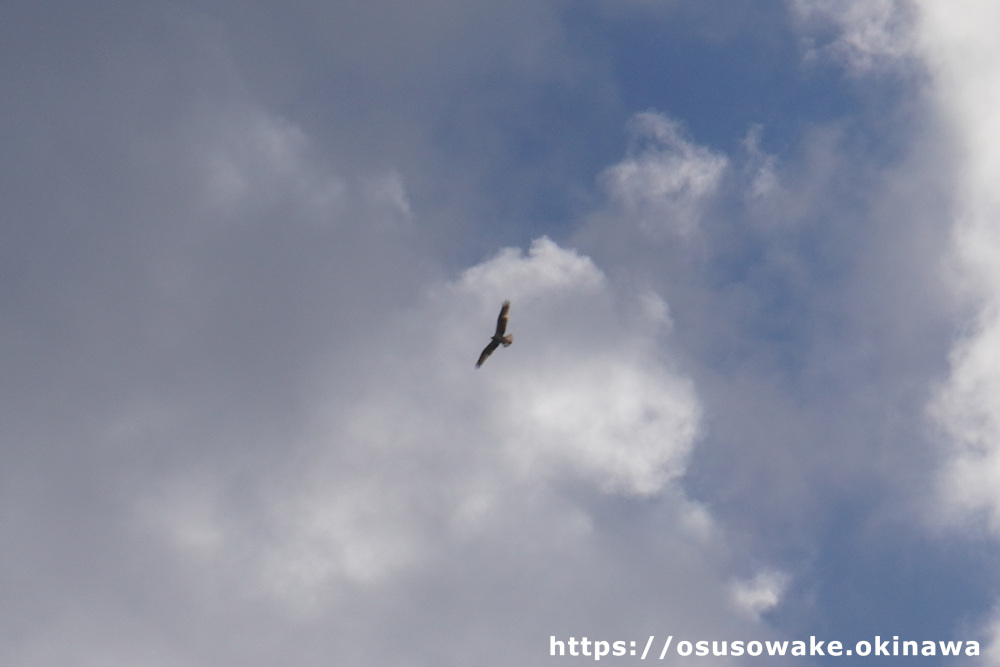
[973,608,1000,666]
[742,125,782,202]
[600,112,728,237]
[932,313,1000,531]
[146,237,701,598]
[917,0,1000,532]
[902,1,1000,653]
[124,235,793,663]
[10,3,969,662]
[731,570,790,620]
[791,0,918,74]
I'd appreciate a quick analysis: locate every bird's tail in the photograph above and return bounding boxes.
[501,335,513,347]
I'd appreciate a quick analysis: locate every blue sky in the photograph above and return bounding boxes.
[4,1,1000,664]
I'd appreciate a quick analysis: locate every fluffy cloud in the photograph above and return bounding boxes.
[20,1,1000,663]
[915,0,1000,519]
[126,234,789,664]
[916,1,1000,551]
[872,0,1000,659]
[600,112,728,237]
[142,236,696,590]
[731,570,790,621]
[790,0,918,74]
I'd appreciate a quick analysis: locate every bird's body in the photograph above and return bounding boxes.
[476,300,513,367]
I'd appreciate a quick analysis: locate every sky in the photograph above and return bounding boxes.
[3,1,1000,664]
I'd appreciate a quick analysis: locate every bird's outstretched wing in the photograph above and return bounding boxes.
[476,339,501,368]
[494,300,510,336]
[477,300,512,368]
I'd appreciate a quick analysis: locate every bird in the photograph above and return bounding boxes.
[476,300,513,368]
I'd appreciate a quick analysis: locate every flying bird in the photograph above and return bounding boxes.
[476,300,513,368]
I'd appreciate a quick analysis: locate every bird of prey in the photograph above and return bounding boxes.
[476,300,513,368]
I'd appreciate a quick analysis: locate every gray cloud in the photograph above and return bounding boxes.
[0,5,789,664]
[6,0,1000,664]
